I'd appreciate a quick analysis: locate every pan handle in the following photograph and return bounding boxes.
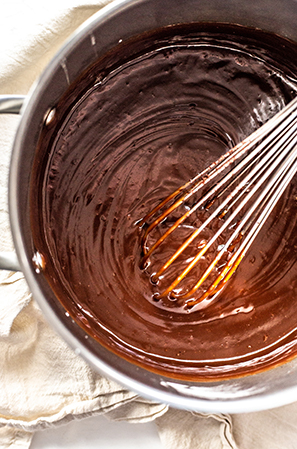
[0,94,26,271]
[0,95,26,114]
[0,252,21,272]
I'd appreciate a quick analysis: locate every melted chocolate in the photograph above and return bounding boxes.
[31,23,297,380]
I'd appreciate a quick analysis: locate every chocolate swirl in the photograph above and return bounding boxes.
[31,24,297,379]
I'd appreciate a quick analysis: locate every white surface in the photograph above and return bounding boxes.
[30,414,163,449]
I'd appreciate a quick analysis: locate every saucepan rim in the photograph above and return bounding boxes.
[7,0,297,413]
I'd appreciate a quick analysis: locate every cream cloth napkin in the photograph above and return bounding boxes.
[1,1,297,448]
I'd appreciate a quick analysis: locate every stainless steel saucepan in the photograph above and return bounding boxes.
[1,0,297,413]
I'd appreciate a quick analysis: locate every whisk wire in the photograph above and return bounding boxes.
[152,115,297,284]
[185,135,297,306]
[141,100,297,262]
[140,98,297,306]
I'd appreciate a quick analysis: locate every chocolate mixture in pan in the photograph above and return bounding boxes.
[31,24,297,380]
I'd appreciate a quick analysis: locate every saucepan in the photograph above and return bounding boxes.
[2,0,297,413]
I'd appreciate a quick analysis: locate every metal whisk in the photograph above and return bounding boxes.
[139,97,297,308]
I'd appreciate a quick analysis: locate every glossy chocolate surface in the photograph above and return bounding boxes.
[31,24,297,380]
